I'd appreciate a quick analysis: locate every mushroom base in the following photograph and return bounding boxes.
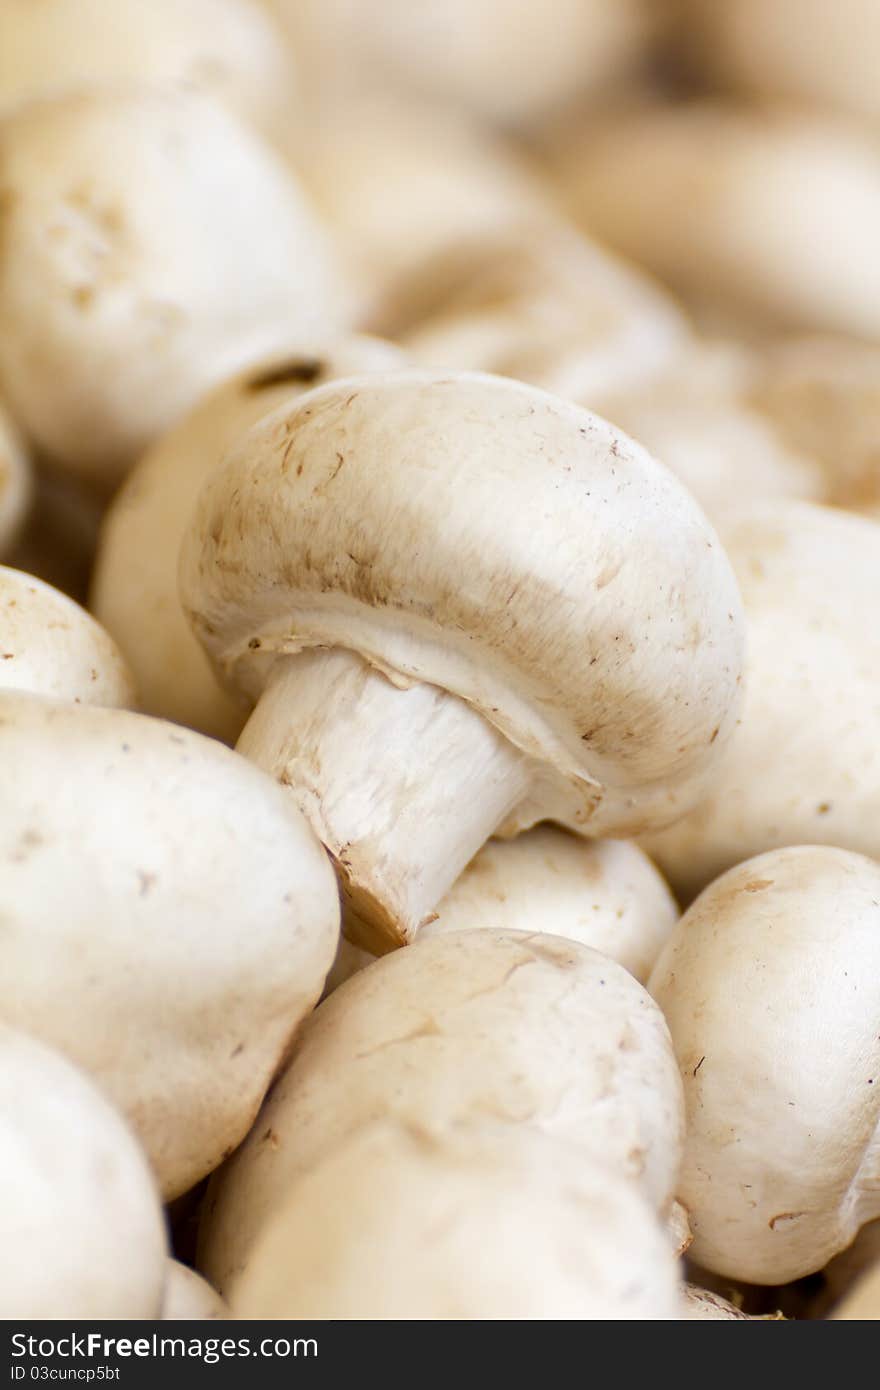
[236,649,533,953]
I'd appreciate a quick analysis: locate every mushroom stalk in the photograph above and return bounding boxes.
[236,649,532,952]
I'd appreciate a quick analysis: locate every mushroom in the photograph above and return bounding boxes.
[680,1,880,129]
[642,501,880,902]
[649,845,880,1285]
[0,88,348,487]
[0,565,135,706]
[372,223,690,406]
[162,1262,227,1321]
[199,929,684,1292]
[748,337,880,519]
[274,0,659,128]
[553,101,880,339]
[0,398,30,558]
[0,0,295,141]
[0,1023,167,1319]
[325,828,678,994]
[225,1121,681,1320]
[681,1287,751,1320]
[0,692,340,1198]
[180,369,745,949]
[92,336,403,743]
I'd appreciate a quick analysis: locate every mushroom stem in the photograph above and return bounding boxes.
[236,649,532,953]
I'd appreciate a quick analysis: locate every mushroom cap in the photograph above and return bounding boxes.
[92,337,403,742]
[0,565,135,706]
[227,1121,681,1320]
[642,501,880,901]
[0,1023,167,1319]
[649,845,880,1285]
[0,693,340,1199]
[421,829,678,984]
[681,1286,750,1320]
[0,399,31,557]
[181,369,745,837]
[199,928,684,1290]
[162,1261,227,1321]
[0,88,348,483]
[0,0,294,138]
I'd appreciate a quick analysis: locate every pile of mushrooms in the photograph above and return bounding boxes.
[2,0,880,1324]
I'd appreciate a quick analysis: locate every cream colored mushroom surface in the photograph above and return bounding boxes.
[226,1122,681,1321]
[642,501,880,902]
[92,336,403,743]
[162,1262,227,1321]
[0,693,339,1199]
[0,0,294,139]
[0,88,347,487]
[0,400,30,558]
[1,566,135,706]
[0,1024,167,1320]
[748,338,880,519]
[326,829,678,993]
[681,1,880,129]
[554,102,880,340]
[374,224,690,406]
[833,1261,880,1320]
[273,0,657,127]
[681,1287,750,1320]
[649,845,880,1285]
[181,369,744,950]
[199,929,684,1292]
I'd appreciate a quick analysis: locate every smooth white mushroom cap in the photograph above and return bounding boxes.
[0,0,295,140]
[0,399,30,557]
[0,693,340,1199]
[649,845,880,1285]
[0,88,348,485]
[92,337,403,742]
[643,501,880,901]
[555,102,880,340]
[162,1262,227,1321]
[0,565,135,706]
[227,1122,681,1321]
[0,1024,167,1320]
[681,1286,751,1320]
[421,830,678,984]
[200,929,684,1291]
[181,369,745,840]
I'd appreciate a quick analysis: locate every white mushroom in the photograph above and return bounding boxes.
[554,101,880,340]
[199,929,684,1292]
[0,88,348,486]
[161,1262,227,1321]
[0,692,340,1198]
[0,1023,167,1320]
[226,1122,681,1320]
[642,501,880,902]
[374,224,690,406]
[92,337,403,743]
[1,565,135,706]
[180,369,745,949]
[0,398,30,557]
[326,829,678,993]
[681,1286,752,1320]
[0,0,295,141]
[649,845,880,1285]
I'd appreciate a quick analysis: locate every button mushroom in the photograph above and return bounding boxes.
[161,1262,227,1321]
[199,928,684,1292]
[0,398,30,558]
[642,501,880,902]
[649,845,880,1284]
[225,1122,681,1321]
[180,369,745,949]
[326,828,678,994]
[0,1023,167,1320]
[1,565,135,706]
[92,336,403,743]
[0,88,348,486]
[681,1286,752,1320]
[0,692,340,1198]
